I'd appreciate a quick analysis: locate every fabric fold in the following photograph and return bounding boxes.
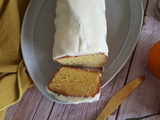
[0,0,34,119]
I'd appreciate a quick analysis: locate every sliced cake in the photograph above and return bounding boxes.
[52,0,108,68]
[46,66,101,104]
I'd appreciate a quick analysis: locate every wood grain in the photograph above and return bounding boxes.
[5,0,160,120]
[5,87,43,120]
[116,0,160,119]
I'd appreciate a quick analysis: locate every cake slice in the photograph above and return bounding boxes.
[55,53,107,68]
[46,66,101,104]
[52,0,108,68]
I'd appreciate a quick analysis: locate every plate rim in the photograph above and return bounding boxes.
[21,0,144,103]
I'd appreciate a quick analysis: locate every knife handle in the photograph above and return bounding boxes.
[96,76,145,120]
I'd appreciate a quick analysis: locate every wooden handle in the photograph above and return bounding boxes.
[96,76,145,120]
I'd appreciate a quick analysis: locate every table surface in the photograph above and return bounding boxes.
[5,0,160,120]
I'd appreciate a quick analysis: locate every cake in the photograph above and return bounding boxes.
[46,66,101,104]
[52,0,108,68]
[46,0,108,103]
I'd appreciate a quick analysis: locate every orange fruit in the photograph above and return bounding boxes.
[148,41,160,80]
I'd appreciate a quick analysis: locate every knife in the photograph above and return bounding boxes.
[96,76,145,120]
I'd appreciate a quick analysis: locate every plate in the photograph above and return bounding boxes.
[21,0,143,104]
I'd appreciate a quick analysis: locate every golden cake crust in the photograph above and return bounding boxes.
[47,66,101,98]
[54,53,107,68]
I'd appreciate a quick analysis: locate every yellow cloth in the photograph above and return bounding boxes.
[0,0,34,119]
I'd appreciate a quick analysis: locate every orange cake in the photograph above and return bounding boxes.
[52,0,108,68]
[46,67,101,104]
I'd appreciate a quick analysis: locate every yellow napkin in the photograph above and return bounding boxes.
[0,0,34,119]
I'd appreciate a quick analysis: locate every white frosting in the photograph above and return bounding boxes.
[53,0,108,59]
[46,87,100,104]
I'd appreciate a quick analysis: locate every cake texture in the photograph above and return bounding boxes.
[52,0,108,67]
[47,67,101,104]
[47,0,108,103]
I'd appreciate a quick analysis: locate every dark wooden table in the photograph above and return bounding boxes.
[5,0,160,119]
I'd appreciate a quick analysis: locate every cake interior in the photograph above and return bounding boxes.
[55,53,107,68]
[48,67,100,97]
